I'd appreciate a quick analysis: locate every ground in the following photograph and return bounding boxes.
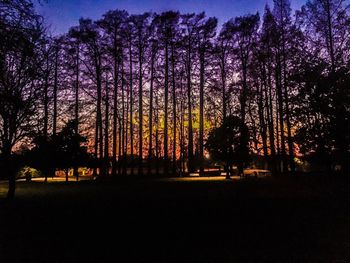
[1,175,350,262]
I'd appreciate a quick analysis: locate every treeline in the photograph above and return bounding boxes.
[1,0,350,188]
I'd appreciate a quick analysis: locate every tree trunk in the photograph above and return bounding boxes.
[148,47,155,175]
[112,45,119,176]
[118,117,122,175]
[155,93,160,176]
[5,146,15,199]
[43,54,50,183]
[257,81,268,159]
[187,45,194,174]
[265,39,277,174]
[73,44,79,180]
[275,57,287,174]
[220,50,227,122]
[275,89,281,173]
[124,66,129,176]
[258,62,269,162]
[164,40,169,175]
[93,108,99,177]
[43,54,49,140]
[121,60,126,176]
[104,73,110,176]
[239,52,248,176]
[129,40,134,176]
[281,19,295,173]
[266,62,277,174]
[171,42,177,175]
[138,37,143,176]
[95,51,104,177]
[53,46,58,136]
[199,50,205,176]
[180,77,185,176]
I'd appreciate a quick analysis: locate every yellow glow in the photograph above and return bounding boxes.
[161,176,241,182]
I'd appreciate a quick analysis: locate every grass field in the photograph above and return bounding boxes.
[1,175,350,262]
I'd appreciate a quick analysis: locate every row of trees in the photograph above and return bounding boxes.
[1,0,350,196]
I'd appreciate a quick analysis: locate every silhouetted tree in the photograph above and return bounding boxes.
[55,120,89,181]
[0,0,45,198]
[130,13,150,175]
[30,120,88,181]
[154,11,180,174]
[99,9,128,176]
[197,15,217,176]
[77,18,105,176]
[205,115,250,178]
[297,0,350,173]
[231,13,260,175]
[181,13,202,174]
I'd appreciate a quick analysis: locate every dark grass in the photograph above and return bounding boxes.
[1,175,350,262]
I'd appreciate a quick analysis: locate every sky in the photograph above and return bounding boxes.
[35,0,305,35]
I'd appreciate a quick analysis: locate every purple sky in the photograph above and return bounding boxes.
[36,0,305,35]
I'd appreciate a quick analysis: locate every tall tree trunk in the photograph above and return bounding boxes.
[266,60,277,174]
[138,37,143,176]
[284,83,294,173]
[92,52,98,178]
[257,80,268,159]
[180,76,185,175]
[155,93,160,176]
[148,48,155,175]
[275,89,281,173]
[129,40,134,176]
[239,52,248,176]
[73,44,79,179]
[220,47,229,179]
[258,63,269,162]
[199,50,205,176]
[187,44,194,174]
[75,45,80,134]
[112,47,119,176]
[96,53,104,176]
[280,16,295,173]
[43,54,49,140]
[43,54,49,183]
[221,51,227,122]
[118,117,122,175]
[53,47,58,136]
[171,42,177,175]
[164,40,169,175]
[104,74,110,176]
[124,69,129,176]
[275,56,286,173]
[93,108,99,177]
[121,59,127,176]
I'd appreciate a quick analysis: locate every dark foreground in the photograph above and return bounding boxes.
[1,175,350,263]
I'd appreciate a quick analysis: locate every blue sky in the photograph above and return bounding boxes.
[35,0,305,35]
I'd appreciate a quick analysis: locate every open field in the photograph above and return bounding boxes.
[1,175,350,262]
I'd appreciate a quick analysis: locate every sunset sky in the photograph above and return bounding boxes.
[35,0,305,35]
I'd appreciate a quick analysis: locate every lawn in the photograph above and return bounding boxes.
[0,175,350,262]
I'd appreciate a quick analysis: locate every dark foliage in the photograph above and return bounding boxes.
[29,120,89,177]
[205,115,250,175]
